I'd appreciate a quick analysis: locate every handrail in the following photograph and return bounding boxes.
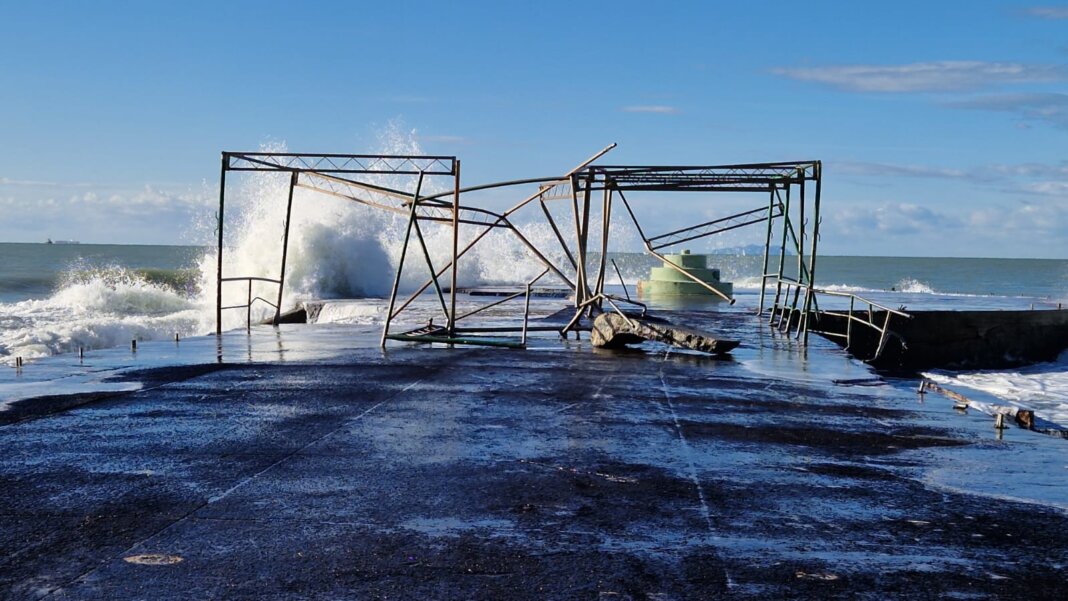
[219,276,282,330]
[768,279,913,361]
[221,276,281,284]
[810,288,912,318]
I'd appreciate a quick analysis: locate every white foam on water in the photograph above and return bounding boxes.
[924,350,1068,427]
[730,276,774,291]
[894,277,935,294]
[314,300,388,325]
[0,270,208,365]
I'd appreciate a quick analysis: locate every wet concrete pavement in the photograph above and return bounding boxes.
[2,316,1068,599]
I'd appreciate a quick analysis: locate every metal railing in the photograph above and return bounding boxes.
[770,280,912,360]
[219,276,281,330]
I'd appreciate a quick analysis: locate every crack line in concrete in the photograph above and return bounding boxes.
[657,366,736,590]
[44,375,427,598]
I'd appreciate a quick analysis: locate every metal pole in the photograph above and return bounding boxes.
[247,279,252,331]
[790,172,806,336]
[449,160,460,336]
[771,185,791,324]
[274,171,298,325]
[758,185,776,314]
[801,164,821,344]
[846,295,855,350]
[216,153,227,335]
[579,173,593,311]
[522,280,532,345]
[594,185,612,298]
[570,174,586,308]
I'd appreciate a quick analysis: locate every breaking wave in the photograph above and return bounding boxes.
[0,122,607,362]
[0,269,206,364]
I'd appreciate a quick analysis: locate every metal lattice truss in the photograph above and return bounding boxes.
[588,162,818,192]
[214,146,826,347]
[225,152,457,175]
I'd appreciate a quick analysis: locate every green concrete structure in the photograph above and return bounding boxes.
[639,250,732,298]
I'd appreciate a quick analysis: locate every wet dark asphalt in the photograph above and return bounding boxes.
[2,321,1068,599]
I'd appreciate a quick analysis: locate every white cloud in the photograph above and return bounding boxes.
[834,159,1068,199]
[1026,7,1068,19]
[0,177,95,188]
[621,105,680,114]
[772,61,1068,92]
[835,161,971,180]
[967,202,1068,232]
[0,181,216,244]
[945,92,1068,127]
[832,202,961,237]
[1022,181,1068,195]
[985,162,1068,178]
[827,200,1068,258]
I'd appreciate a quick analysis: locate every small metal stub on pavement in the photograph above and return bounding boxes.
[124,554,183,566]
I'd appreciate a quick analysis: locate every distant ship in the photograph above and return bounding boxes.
[45,238,80,245]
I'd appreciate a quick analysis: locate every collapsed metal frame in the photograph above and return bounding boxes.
[215,146,901,352]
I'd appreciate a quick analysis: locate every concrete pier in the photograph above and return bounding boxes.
[2,316,1067,599]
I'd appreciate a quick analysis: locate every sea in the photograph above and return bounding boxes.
[2,237,1067,426]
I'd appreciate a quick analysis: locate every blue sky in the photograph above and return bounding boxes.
[1,1,1066,257]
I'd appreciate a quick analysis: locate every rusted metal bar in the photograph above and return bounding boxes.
[392,145,616,319]
[503,218,576,291]
[420,175,564,201]
[411,209,450,323]
[522,279,534,345]
[454,268,549,322]
[872,311,895,360]
[455,326,561,333]
[539,199,578,270]
[603,296,637,329]
[846,295,855,349]
[389,216,574,322]
[616,190,648,242]
[611,259,631,302]
[381,174,423,347]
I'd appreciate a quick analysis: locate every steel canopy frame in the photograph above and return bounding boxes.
[215,147,834,348]
[550,161,822,342]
